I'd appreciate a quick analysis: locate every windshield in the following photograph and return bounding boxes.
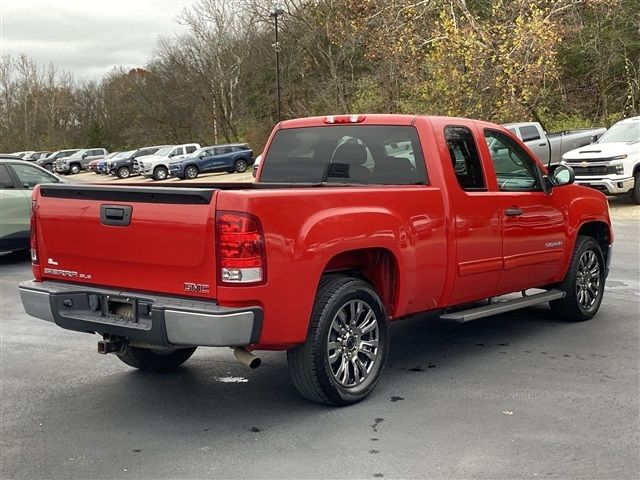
[116,150,134,159]
[260,125,427,185]
[598,122,640,143]
[155,146,174,156]
[187,147,209,158]
[104,152,120,159]
[68,150,86,158]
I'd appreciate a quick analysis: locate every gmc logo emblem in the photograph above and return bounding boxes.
[184,282,210,293]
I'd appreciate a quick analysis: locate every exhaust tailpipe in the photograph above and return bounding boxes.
[233,347,261,369]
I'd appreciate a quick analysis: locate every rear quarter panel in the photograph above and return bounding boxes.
[216,187,448,349]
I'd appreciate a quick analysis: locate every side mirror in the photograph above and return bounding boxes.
[82,153,88,159]
[548,164,575,187]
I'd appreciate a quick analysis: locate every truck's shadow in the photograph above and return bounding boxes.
[29,305,567,439]
[0,249,30,265]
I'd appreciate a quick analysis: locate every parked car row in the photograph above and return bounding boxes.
[90,143,254,181]
[3,141,256,181]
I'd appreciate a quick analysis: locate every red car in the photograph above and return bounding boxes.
[87,152,120,173]
[20,114,612,405]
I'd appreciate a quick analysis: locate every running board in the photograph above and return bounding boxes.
[440,289,565,323]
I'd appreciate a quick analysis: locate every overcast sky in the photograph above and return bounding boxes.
[0,0,196,80]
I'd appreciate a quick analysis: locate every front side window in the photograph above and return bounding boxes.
[484,129,541,191]
[445,126,486,191]
[11,164,58,188]
[520,125,541,142]
[260,125,427,185]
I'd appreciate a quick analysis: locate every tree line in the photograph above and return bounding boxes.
[1,0,638,154]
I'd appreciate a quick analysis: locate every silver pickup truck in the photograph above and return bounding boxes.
[504,122,606,166]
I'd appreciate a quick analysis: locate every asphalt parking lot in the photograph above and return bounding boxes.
[1,196,638,479]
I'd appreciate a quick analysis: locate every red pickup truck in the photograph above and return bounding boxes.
[19,114,612,406]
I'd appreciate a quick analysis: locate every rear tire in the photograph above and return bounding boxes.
[153,166,168,181]
[287,275,389,406]
[117,346,196,372]
[117,166,131,179]
[550,235,605,321]
[631,171,640,204]
[234,159,248,173]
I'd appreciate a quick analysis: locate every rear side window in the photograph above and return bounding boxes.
[185,145,197,154]
[444,126,486,191]
[260,125,427,185]
[215,146,233,155]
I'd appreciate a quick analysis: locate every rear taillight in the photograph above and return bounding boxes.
[216,211,266,285]
[30,198,39,265]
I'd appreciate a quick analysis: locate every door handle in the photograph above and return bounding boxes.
[100,204,132,226]
[504,207,523,217]
[538,143,546,147]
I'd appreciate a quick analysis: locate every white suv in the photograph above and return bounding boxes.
[136,144,200,180]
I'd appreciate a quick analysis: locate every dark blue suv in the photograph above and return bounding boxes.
[169,144,253,180]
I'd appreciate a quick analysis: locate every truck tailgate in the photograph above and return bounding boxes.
[34,184,217,298]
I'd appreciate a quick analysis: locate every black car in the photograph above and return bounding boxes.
[107,145,167,179]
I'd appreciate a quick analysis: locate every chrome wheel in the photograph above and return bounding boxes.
[576,250,600,310]
[327,299,379,387]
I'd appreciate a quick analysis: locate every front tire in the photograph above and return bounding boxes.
[287,276,389,406]
[117,346,196,372]
[70,164,81,174]
[117,166,131,179]
[185,165,199,179]
[153,166,168,181]
[631,171,640,204]
[550,235,605,321]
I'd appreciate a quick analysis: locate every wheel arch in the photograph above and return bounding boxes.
[320,247,400,319]
[576,220,612,267]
